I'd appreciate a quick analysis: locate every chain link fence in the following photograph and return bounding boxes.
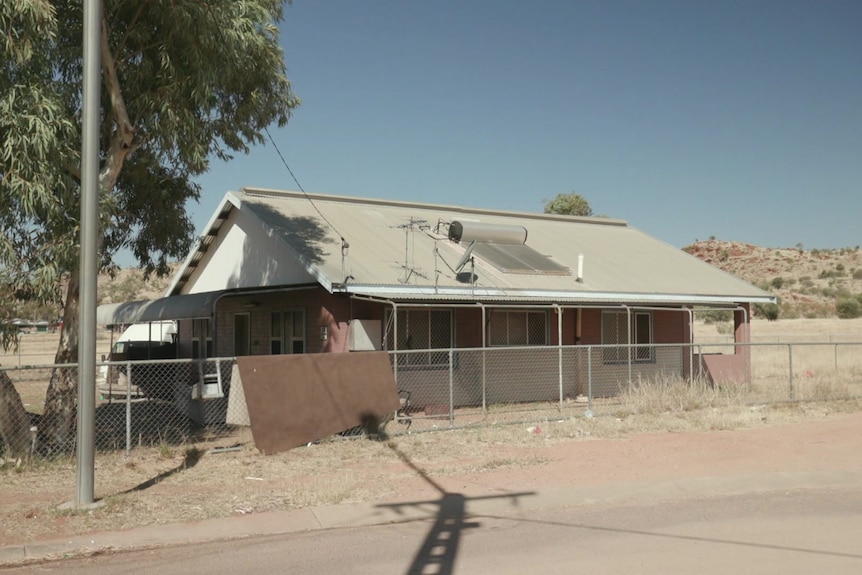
[3,342,862,458]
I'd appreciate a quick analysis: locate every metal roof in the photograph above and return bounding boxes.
[159,187,775,307]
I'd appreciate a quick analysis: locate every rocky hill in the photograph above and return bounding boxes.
[684,240,862,319]
[97,266,177,305]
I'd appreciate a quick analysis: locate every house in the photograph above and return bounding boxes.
[97,187,776,408]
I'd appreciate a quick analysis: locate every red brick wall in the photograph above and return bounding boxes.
[178,297,706,359]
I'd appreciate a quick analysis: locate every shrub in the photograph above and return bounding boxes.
[770,277,784,289]
[754,302,780,321]
[853,269,862,280]
[835,298,861,319]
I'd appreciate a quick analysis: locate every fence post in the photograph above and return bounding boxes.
[587,346,593,414]
[834,344,839,372]
[126,361,133,454]
[482,348,487,416]
[448,349,454,428]
[788,344,794,400]
[558,343,563,409]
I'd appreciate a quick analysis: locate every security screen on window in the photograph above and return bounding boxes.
[386,309,452,366]
[488,310,548,346]
[601,310,653,363]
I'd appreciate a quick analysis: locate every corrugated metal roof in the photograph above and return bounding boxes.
[224,188,773,306]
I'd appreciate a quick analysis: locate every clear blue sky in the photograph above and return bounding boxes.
[192,0,861,253]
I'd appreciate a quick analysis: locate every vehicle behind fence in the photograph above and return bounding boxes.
[3,341,862,456]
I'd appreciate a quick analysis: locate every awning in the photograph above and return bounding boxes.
[97,291,225,326]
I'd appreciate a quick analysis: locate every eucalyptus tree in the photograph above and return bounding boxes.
[543,193,594,217]
[1,0,299,452]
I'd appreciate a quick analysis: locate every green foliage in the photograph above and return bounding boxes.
[754,302,780,321]
[770,277,784,289]
[2,0,300,447]
[1,0,299,325]
[835,298,861,319]
[543,193,593,217]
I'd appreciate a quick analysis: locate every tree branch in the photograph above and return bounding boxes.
[100,16,137,192]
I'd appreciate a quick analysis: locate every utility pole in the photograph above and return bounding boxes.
[76,0,102,507]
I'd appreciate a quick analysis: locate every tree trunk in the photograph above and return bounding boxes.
[0,369,32,459]
[39,273,81,453]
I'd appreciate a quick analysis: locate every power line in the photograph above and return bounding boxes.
[263,126,345,244]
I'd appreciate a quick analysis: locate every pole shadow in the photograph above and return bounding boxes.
[362,415,534,575]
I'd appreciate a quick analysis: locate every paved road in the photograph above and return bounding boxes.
[7,487,861,575]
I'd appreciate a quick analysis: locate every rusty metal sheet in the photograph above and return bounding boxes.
[236,352,399,455]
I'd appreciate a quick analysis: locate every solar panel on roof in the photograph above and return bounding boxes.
[473,243,571,276]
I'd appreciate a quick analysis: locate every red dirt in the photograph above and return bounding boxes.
[375,411,862,504]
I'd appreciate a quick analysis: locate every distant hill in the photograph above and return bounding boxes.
[684,240,862,318]
[97,266,178,305]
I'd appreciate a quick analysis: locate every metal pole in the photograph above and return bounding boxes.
[448,349,454,428]
[587,346,593,414]
[76,0,101,507]
[125,362,132,456]
[481,305,486,415]
[788,344,794,401]
[557,305,563,409]
[834,343,838,372]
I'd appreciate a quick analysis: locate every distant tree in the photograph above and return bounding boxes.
[754,302,780,321]
[836,298,860,319]
[543,193,593,217]
[1,0,299,452]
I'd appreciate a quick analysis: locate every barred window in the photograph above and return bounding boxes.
[488,310,548,346]
[601,310,653,363]
[386,309,452,366]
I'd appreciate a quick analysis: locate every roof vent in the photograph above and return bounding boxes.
[448,221,527,245]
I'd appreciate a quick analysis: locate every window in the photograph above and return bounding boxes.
[234,313,250,356]
[271,310,305,354]
[192,318,213,359]
[488,310,548,346]
[601,310,653,363]
[386,309,452,366]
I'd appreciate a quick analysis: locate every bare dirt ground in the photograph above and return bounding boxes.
[3,318,861,548]
[2,399,861,548]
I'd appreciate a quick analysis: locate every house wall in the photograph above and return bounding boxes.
[175,297,723,407]
[183,208,318,294]
[176,287,357,358]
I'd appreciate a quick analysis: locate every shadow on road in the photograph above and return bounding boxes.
[363,416,534,575]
